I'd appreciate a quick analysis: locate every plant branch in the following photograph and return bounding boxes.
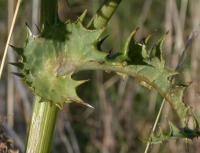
[75,61,189,124]
[88,0,122,29]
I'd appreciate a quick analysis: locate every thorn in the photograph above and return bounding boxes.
[79,10,87,23]
[106,48,113,59]
[55,103,63,110]
[64,19,71,24]
[97,35,109,50]
[9,62,24,68]
[157,36,165,49]
[9,44,23,55]
[34,24,41,34]
[139,35,151,44]
[144,35,151,44]
[72,98,95,109]
[25,22,33,36]
[77,79,90,86]
[150,35,166,59]
[12,72,25,78]
[81,102,95,109]
[123,28,139,56]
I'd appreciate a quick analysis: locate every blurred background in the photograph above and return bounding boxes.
[0,0,200,153]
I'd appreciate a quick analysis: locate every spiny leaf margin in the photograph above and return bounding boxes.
[11,11,200,142]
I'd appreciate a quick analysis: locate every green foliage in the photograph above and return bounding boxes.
[12,11,200,143]
[12,15,107,108]
[150,122,200,144]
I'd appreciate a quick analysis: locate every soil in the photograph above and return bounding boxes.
[0,124,19,153]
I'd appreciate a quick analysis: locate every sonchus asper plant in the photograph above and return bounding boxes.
[10,0,200,152]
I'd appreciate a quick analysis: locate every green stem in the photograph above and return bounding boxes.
[88,0,122,29]
[41,0,58,29]
[25,96,59,153]
[77,62,188,122]
[25,1,59,152]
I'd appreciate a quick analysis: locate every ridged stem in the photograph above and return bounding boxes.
[77,62,187,121]
[88,0,122,29]
[25,96,59,153]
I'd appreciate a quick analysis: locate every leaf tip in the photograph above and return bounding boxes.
[78,10,88,23]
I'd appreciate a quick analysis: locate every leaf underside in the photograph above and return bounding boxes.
[12,11,200,142]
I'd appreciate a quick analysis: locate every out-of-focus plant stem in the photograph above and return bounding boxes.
[7,0,15,128]
[41,0,59,30]
[0,0,21,80]
[88,0,122,29]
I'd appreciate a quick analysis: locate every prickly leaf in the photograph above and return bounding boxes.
[13,11,200,141]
